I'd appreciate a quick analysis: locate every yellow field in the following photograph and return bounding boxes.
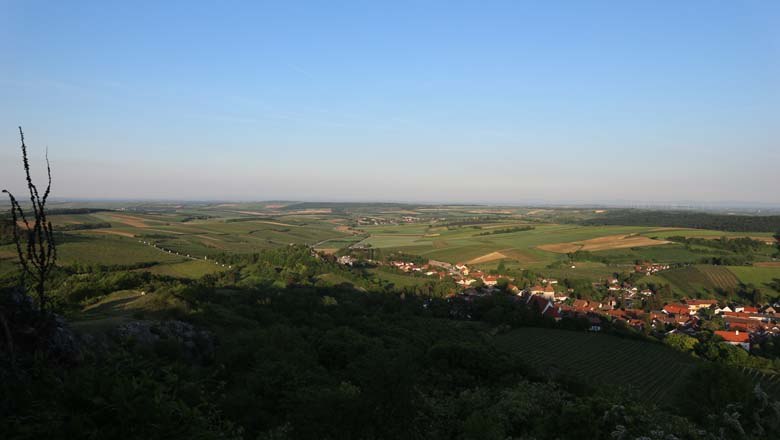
[537,234,669,253]
[467,249,538,264]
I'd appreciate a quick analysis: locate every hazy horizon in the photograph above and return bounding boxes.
[5,196,778,212]
[2,1,779,203]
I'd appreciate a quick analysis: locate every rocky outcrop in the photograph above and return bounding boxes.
[113,320,216,363]
[0,288,82,364]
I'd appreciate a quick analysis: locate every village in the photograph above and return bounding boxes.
[335,254,779,351]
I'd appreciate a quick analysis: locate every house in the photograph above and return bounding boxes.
[722,311,765,321]
[602,297,618,309]
[762,306,777,315]
[663,303,691,316]
[483,275,499,286]
[606,309,628,322]
[624,297,641,309]
[428,260,454,270]
[634,262,671,275]
[652,313,678,328]
[456,278,477,286]
[541,284,556,300]
[572,299,590,310]
[714,305,733,315]
[715,330,750,350]
[337,255,357,266]
[544,305,562,321]
[526,295,558,320]
[724,317,762,332]
[685,299,718,312]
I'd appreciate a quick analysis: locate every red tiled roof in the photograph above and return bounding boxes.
[715,330,749,343]
[663,304,690,315]
[544,306,561,318]
[723,312,756,319]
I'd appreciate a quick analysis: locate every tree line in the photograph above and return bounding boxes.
[580,209,780,233]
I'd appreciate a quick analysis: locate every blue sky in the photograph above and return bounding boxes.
[1,1,778,204]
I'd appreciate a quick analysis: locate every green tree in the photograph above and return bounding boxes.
[664,333,698,352]
[677,362,752,423]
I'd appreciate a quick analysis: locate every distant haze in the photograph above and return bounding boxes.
[1,1,779,204]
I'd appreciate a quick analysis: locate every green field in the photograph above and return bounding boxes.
[56,235,183,265]
[142,260,225,278]
[6,209,357,274]
[360,224,666,268]
[728,266,780,288]
[592,243,724,264]
[493,327,699,402]
[642,265,739,294]
[70,289,190,332]
[638,265,780,297]
[365,268,429,288]
[641,228,774,239]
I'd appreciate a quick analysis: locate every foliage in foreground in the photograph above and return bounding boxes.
[2,246,780,439]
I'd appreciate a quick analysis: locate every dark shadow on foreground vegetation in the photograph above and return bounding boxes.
[2,244,780,439]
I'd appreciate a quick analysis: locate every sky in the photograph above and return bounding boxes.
[1,0,779,205]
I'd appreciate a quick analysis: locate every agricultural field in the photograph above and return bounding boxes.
[13,207,357,270]
[591,243,721,264]
[364,268,429,288]
[3,203,779,290]
[728,266,780,290]
[637,265,780,297]
[70,289,191,332]
[537,234,669,253]
[359,223,668,268]
[493,327,697,403]
[56,235,183,266]
[641,266,740,295]
[141,260,225,278]
[641,228,775,241]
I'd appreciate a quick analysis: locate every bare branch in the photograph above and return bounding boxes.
[3,128,57,314]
